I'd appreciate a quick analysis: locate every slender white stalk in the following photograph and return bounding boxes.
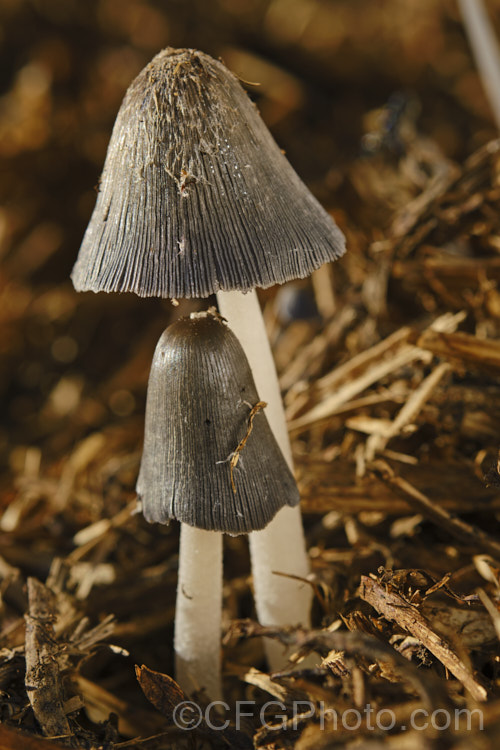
[174,525,223,700]
[459,0,500,129]
[217,290,293,466]
[217,289,312,669]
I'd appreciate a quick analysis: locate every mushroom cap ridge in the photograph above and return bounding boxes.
[136,312,300,534]
[72,47,346,299]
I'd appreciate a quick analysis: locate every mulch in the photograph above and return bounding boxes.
[1,1,500,747]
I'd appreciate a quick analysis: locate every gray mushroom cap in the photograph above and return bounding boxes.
[72,47,345,299]
[136,311,300,534]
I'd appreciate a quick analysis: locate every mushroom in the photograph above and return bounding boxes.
[71,47,346,667]
[71,47,345,298]
[458,0,500,131]
[137,309,300,698]
[216,290,311,668]
[137,310,299,534]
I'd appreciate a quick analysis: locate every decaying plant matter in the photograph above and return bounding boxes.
[2,1,500,749]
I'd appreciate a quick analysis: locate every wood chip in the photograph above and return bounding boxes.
[415,330,500,372]
[359,575,488,702]
[24,578,72,739]
[371,460,500,558]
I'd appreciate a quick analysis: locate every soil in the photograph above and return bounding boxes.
[1,1,500,748]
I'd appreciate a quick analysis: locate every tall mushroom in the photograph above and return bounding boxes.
[137,310,300,698]
[71,48,346,666]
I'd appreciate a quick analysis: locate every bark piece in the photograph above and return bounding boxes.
[24,578,72,739]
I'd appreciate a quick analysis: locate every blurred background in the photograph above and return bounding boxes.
[2,0,500,743]
[1,0,499,469]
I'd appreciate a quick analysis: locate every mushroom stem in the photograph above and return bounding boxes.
[174,524,223,700]
[458,0,500,130]
[216,289,312,668]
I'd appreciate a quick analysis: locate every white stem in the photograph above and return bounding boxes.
[174,525,223,700]
[217,289,312,669]
[459,0,500,129]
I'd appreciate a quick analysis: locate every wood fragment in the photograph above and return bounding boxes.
[224,663,289,701]
[225,619,448,708]
[359,575,488,702]
[280,307,356,391]
[365,361,450,459]
[415,329,500,372]
[316,326,413,392]
[289,345,432,431]
[289,311,466,431]
[311,263,336,318]
[371,460,500,558]
[70,499,137,556]
[422,599,498,648]
[24,578,72,739]
[135,665,187,723]
[135,664,253,748]
[296,457,500,515]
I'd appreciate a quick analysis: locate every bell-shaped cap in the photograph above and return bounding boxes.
[136,311,300,534]
[72,47,345,299]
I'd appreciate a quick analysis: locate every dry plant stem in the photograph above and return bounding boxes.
[24,578,72,738]
[459,0,500,130]
[174,525,223,700]
[360,576,488,702]
[373,460,500,558]
[217,289,312,669]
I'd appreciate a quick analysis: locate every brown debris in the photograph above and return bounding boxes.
[225,618,449,708]
[135,664,186,723]
[136,664,254,748]
[414,330,500,373]
[230,400,268,493]
[0,725,68,750]
[296,457,500,515]
[24,578,72,740]
[359,575,488,702]
[3,2,500,748]
[371,460,500,559]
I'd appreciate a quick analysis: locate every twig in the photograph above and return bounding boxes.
[415,330,500,372]
[359,576,488,702]
[230,401,267,493]
[371,460,500,559]
[24,578,72,740]
[289,312,466,432]
[224,619,448,708]
[365,361,450,459]
[289,345,432,431]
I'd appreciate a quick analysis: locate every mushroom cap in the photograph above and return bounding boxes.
[72,47,345,299]
[136,311,300,534]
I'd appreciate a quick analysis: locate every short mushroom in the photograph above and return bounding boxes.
[137,310,299,698]
[71,47,346,667]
